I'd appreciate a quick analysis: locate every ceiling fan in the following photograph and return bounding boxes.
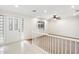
[47,15,61,22]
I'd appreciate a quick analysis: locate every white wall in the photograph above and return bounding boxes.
[0,9,33,44]
[48,16,79,38]
[24,17,33,39]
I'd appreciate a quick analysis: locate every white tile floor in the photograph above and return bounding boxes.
[0,40,46,54]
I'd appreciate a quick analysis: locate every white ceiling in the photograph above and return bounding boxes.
[0,5,79,19]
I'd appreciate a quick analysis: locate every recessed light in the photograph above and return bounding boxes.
[15,5,19,7]
[71,5,75,8]
[44,10,47,13]
[73,13,77,16]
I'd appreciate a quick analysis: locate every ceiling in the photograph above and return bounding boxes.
[0,5,79,19]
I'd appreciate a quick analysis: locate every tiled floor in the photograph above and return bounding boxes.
[0,40,46,54]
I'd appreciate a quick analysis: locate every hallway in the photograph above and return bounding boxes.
[0,40,46,54]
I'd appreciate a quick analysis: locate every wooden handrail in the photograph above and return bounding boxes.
[33,32,79,42]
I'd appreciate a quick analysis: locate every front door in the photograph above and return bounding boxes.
[4,16,24,44]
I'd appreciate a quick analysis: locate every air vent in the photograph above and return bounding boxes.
[75,9,79,12]
[32,10,37,12]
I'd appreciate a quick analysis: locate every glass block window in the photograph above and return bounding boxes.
[0,15,4,40]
